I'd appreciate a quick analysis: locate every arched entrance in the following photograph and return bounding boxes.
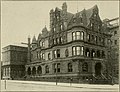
[27,67,31,75]
[37,66,42,75]
[32,67,36,76]
[95,62,102,76]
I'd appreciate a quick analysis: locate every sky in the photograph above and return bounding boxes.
[1,1,119,48]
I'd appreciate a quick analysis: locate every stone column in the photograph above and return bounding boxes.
[25,66,28,76]
[35,66,38,77]
[30,67,33,77]
[92,62,95,76]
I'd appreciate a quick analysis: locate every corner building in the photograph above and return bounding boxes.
[25,3,111,83]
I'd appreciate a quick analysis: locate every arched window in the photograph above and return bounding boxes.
[102,51,105,58]
[80,32,84,40]
[97,50,100,58]
[91,49,95,58]
[76,31,80,40]
[72,32,76,40]
[68,63,72,72]
[45,65,49,73]
[72,47,76,56]
[32,67,36,75]
[37,66,42,75]
[95,36,97,43]
[76,47,80,55]
[82,62,88,72]
[92,35,94,40]
[65,49,69,57]
[27,67,31,75]
[48,53,51,60]
[37,52,39,59]
[42,41,45,47]
[87,34,90,42]
[61,24,63,30]
[41,53,45,60]
[53,28,55,32]
[80,46,84,56]
[85,48,90,57]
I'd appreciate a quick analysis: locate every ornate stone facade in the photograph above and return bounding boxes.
[103,18,119,83]
[24,3,112,83]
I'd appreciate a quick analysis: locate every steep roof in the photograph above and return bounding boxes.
[68,5,99,27]
[41,26,49,37]
[85,5,98,25]
[55,7,73,23]
[32,35,37,44]
[38,33,42,40]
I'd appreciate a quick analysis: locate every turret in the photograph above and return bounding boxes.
[31,35,37,49]
[32,35,37,44]
[42,26,48,37]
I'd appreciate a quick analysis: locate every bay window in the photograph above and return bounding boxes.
[76,47,80,55]
[72,31,84,41]
[72,46,84,56]
[76,31,80,40]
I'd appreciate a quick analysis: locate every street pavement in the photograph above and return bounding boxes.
[0,80,119,92]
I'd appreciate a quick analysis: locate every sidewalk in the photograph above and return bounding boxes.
[4,80,119,90]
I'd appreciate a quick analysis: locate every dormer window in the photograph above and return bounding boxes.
[87,34,90,42]
[41,53,45,60]
[94,14,96,17]
[61,25,63,30]
[79,13,82,18]
[42,41,45,47]
[98,26,100,31]
[48,53,51,60]
[53,27,55,32]
[57,16,59,20]
[91,23,93,27]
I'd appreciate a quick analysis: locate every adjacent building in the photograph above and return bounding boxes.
[25,3,112,83]
[103,18,119,83]
[2,45,27,79]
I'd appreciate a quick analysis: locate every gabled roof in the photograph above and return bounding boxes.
[55,7,73,23]
[68,5,100,28]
